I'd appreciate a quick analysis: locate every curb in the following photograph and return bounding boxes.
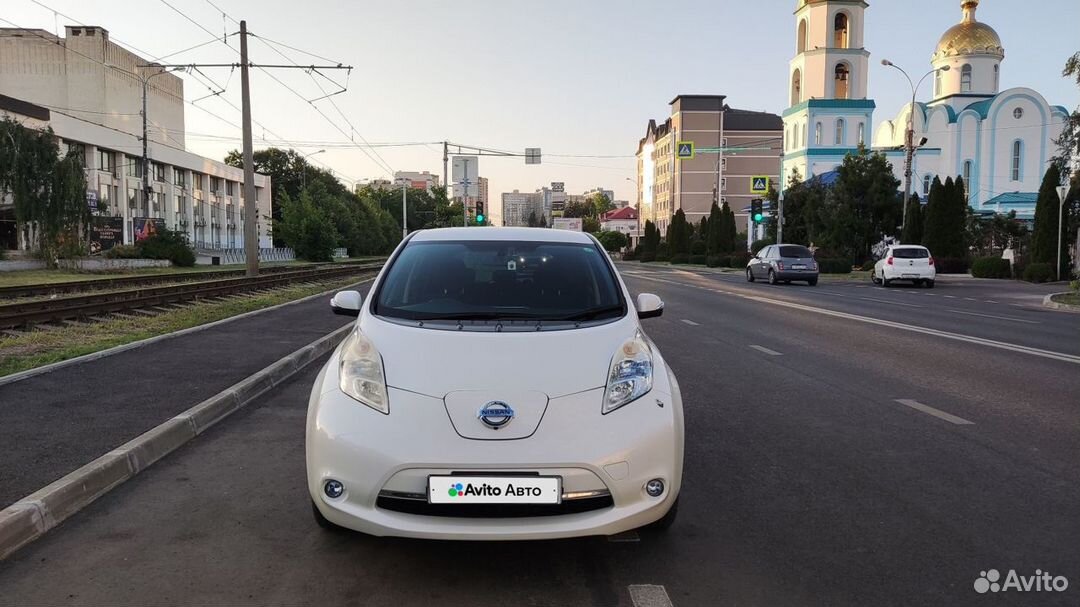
[0,275,376,388]
[0,322,353,561]
[1043,292,1080,312]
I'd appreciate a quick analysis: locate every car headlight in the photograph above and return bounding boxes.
[338,329,389,414]
[603,332,653,414]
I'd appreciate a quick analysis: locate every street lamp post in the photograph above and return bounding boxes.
[401,178,408,239]
[1057,184,1069,282]
[139,66,186,240]
[299,149,326,190]
[882,60,949,233]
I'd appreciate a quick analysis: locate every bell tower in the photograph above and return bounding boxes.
[782,0,876,185]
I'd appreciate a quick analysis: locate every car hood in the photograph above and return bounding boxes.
[358,314,639,399]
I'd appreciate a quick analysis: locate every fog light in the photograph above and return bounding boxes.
[645,478,665,497]
[324,479,344,499]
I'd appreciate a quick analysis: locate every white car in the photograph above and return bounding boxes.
[873,245,936,288]
[306,227,684,540]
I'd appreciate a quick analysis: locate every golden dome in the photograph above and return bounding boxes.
[934,1,1004,60]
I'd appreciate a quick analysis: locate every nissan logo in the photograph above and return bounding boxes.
[477,401,515,430]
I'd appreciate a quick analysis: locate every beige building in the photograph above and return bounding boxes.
[636,95,782,232]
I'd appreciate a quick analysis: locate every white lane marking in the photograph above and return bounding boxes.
[947,309,1041,324]
[985,300,999,304]
[627,274,1080,365]
[749,345,783,356]
[895,399,975,425]
[944,295,957,299]
[607,531,640,543]
[859,296,924,308]
[680,319,700,326]
[964,297,977,301]
[629,585,674,607]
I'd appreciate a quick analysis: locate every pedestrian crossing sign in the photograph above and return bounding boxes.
[751,176,770,194]
[676,141,695,160]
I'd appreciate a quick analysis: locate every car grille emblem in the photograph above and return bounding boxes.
[477,401,515,430]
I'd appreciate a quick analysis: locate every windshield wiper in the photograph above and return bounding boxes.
[411,312,539,321]
[556,305,623,322]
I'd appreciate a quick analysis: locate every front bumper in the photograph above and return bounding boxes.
[305,366,684,540]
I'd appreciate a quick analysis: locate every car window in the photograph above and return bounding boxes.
[778,245,813,258]
[757,246,771,259]
[374,240,625,322]
[892,248,929,259]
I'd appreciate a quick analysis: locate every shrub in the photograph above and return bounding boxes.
[750,238,774,254]
[670,253,689,264]
[705,255,723,268]
[104,244,142,259]
[138,229,196,267]
[934,257,969,274]
[817,258,853,274]
[655,251,670,262]
[1022,262,1054,283]
[639,251,656,263]
[689,254,707,265]
[970,256,1012,279]
[860,259,877,271]
[690,241,707,255]
[596,230,629,253]
[725,252,751,268]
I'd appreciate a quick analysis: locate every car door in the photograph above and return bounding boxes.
[753,246,771,278]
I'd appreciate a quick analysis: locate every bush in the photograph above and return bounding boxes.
[1022,262,1055,283]
[689,254,707,265]
[860,259,876,272]
[725,252,751,268]
[705,255,723,268]
[669,253,689,265]
[138,229,196,267]
[621,248,636,261]
[750,238,774,254]
[690,241,707,255]
[970,256,1012,279]
[596,230,629,253]
[933,257,969,274]
[639,252,656,263]
[104,244,142,259]
[817,258,853,274]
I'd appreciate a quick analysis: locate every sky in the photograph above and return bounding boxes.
[5,0,1079,225]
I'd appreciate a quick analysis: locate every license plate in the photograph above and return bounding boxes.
[792,264,807,270]
[428,475,561,504]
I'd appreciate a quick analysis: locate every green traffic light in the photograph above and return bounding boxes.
[754,213,763,222]
[476,214,485,222]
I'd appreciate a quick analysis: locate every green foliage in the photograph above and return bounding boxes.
[1022,262,1055,283]
[922,176,967,259]
[726,251,752,267]
[655,242,670,261]
[666,210,691,255]
[669,253,689,265]
[589,193,614,218]
[705,255,723,267]
[969,209,1029,258]
[689,254,707,265]
[562,201,593,219]
[750,238,774,255]
[596,230,629,252]
[1056,52,1080,169]
[641,220,661,254]
[138,229,196,266]
[817,258,853,274]
[716,201,738,253]
[274,188,339,262]
[638,251,656,262]
[706,202,723,255]
[1031,164,1068,275]
[690,240,707,255]
[900,193,924,245]
[824,146,903,262]
[104,244,142,259]
[935,257,970,274]
[970,256,1012,279]
[582,216,601,234]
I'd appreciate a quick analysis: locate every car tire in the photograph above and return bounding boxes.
[312,500,346,533]
[925,279,935,289]
[880,272,890,287]
[768,270,778,285]
[807,278,818,286]
[746,268,755,282]
[643,497,679,532]
[871,273,880,285]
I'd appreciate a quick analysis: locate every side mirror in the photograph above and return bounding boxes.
[636,293,664,319]
[330,290,362,317]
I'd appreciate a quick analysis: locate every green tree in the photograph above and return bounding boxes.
[641,220,660,253]
[562,201,593,218]
[823,146,902,261]
[596,230,629,252]
[722,201,739,252]
[1031,164,1068,275]
[527,211,539,227]
[274,187,339,261]
[764,185,780,242]
[705,202,722,255]
[588,193,614,218]
[901,193,924,245]
[582,216,601,233]
[923,176,966,258]
[667,209,691,255]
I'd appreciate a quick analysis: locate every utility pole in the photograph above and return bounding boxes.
[442,141,448,203]
[402,179,408,239]
[239,20,259,277]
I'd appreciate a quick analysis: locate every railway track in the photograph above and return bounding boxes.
[0,263,382,330]
[0,258,386,299]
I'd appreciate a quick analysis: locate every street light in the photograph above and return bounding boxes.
[136,65,186,239]
[882,59,949,233]
[300,149,326,190]
[1057,184,1069,282]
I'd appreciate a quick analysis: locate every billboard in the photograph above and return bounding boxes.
[133,217,166,242]
[451,156,479,199]
[90,216,124,254]
[552,217,583,232]
[551,182,565,193]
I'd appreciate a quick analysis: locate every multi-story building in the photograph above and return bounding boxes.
[0,26,272,252]
[582,187,616,204]
[393,171,440,192]
[637,95,782,232]
[500,190,545,227]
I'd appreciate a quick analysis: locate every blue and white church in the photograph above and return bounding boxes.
[781,0,1070,220]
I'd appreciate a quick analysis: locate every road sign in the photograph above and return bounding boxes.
[676,141,695,160]
[751,176,770,194]
[525,148,542,165]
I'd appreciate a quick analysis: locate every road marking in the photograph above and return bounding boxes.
[749,345,782,356]
[964,297,977,301]
[859,296,924,308]
[629,585,674,607]
[944,295,957,299]
[680,319,700,326]
[895,399,975,425]
[607,531,640,543]
[947,309,1041,324]
[985,300,999,304]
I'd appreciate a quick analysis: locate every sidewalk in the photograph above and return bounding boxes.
[0,280,366,507]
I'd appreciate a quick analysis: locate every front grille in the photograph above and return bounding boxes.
[376,495,614,518]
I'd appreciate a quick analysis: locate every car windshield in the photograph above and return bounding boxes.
[373,240,625,322]
[778,245,813,258]
[892,248,929,259]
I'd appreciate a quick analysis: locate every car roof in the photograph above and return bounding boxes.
[891,244,928,249]
[408,227,595,244]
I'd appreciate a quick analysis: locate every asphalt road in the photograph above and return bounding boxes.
[1,267,1077,606]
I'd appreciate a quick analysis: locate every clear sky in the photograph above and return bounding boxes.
[6,0,1079,224]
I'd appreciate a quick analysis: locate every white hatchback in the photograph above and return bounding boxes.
[873,245,937,288]
[306,227,684,540]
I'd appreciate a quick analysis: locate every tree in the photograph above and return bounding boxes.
[901,193,923,245]
[274,188,339,262]
[582,216,601,233]
[764,185,780,242]
[596,230,629,252]
[1031,164,1069,274]
[641,220,660,253]
[705,202,722,255]
[722,201,739,252]
[588,193,614,218]
[1056,52,1080,171]
[667,209,691,255]
[562,201,593,218]
[922,176,962,258]
[527,210,539,227]
[823,145,902,262]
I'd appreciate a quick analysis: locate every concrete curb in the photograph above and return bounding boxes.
[0,322,353,561]
[1043,292,1080,312]
[0,275,375,388]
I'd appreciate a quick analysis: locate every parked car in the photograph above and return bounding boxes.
[307,227,684,540]
[873,245,936,288]
[746,244,819,286]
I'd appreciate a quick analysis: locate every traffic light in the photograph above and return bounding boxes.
[475,200,485,224]
[751,198,763,223]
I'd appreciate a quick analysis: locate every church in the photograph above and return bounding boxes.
[780,0,1070,221]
